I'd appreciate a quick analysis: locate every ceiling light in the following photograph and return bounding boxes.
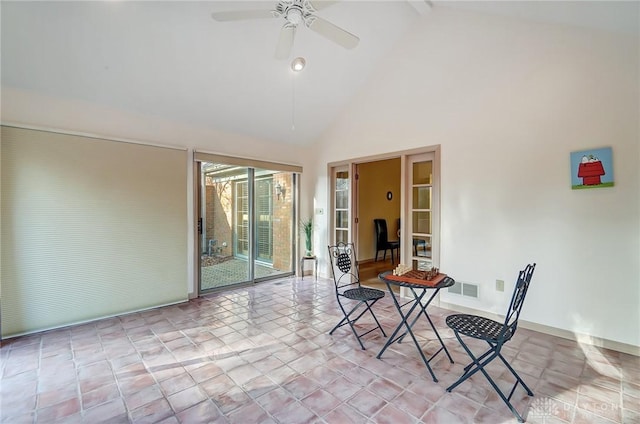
[291,57,306,72]
[286,8,303,26]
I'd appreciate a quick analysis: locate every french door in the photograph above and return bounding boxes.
[406,152,438,270]
[330,149,439,268]
[333,166,351,245]
[196,159,297,293]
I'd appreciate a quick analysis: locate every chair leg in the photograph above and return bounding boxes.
[497,352,534,396]
[330,298,385,350]
[447,333,531,423]
[363,300,387,338]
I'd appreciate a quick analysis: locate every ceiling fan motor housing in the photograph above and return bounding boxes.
[276,0,315,27]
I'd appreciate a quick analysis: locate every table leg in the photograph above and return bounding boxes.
[377,284,453,382]
[377,282,423,358]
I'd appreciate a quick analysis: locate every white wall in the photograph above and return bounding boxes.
[1,87,308,162]
[311,8,639,348]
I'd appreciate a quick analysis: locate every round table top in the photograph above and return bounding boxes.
[378,270,455,289]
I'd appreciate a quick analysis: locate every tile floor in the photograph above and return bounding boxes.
[1,276,638,423]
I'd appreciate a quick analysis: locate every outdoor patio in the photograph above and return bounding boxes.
[200,257,285,290]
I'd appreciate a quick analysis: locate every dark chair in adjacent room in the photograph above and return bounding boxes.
[445,263,536,423]
[374,218,399,264]
[327,242,387,350]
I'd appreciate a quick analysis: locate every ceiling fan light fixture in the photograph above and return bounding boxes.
[291,57,306,72]
[286,7,303,25]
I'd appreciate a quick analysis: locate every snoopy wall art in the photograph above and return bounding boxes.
[570,147,614,190]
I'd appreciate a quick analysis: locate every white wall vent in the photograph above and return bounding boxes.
[448,281,479,298]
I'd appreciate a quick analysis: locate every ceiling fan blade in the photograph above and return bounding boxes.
[407,0,433,15]
[211,10,275,22]
[307,16,359,50]
[275,25,296,60]
[308,1,341,11]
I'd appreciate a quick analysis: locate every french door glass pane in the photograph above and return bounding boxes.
[413,161,432,185]
[336,211,349,229]
[336,190,348,209]
[412,235,432,258]
[335,169,349,244]
[412,186,431,210]
[413,211,431,234]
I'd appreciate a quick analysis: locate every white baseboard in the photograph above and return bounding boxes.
[439,301,640,357]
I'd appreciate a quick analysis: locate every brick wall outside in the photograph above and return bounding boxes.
[205,179,232,257]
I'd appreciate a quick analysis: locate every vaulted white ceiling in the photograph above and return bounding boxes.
[2,1,637,146]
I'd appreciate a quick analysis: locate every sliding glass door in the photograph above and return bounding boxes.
[197,160,295,293]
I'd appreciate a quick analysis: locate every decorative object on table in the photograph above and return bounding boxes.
[392,264,439,280]
[424,267,439,280]
[327,242,386,350]
[445,263,536,423]
[570,147,614,189]
[393,263,412,276]
[300,216,313,257]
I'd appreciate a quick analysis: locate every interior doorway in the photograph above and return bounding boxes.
[354,158,401,264]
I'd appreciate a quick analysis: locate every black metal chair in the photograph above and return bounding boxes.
[327,242,387,350]
[374,219,399,264]
[445,263,536,423]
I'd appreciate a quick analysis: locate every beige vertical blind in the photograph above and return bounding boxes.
[1,126,188,337]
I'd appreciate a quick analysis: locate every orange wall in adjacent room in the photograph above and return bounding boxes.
[357,158,401,261]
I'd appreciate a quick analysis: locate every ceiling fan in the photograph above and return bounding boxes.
[211,0,359,60]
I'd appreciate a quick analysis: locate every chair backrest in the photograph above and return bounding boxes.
[374,219,389,247]
[327,242,360,290]
[502,263,536,337]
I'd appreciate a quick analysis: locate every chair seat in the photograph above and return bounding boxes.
[343,287,385,302]
[446,314,514,343]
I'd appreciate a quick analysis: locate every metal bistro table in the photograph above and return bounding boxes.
[376,270,455,382]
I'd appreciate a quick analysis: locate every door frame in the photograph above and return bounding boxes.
[328,145,441,268]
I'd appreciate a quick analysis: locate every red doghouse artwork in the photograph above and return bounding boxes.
[578,155,605,185]
[570,147,614,190]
